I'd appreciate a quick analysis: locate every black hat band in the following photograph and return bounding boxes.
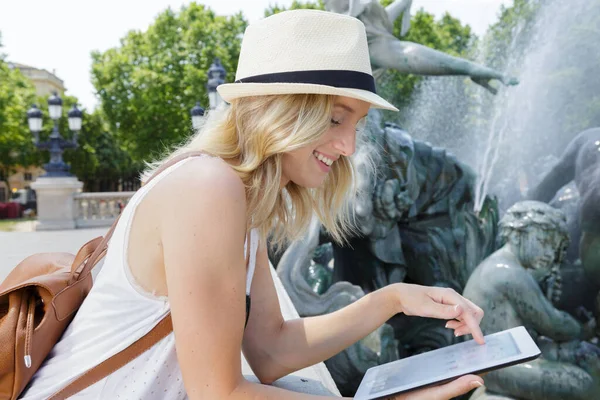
[235,70,377,94]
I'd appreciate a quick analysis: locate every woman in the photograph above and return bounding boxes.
[22,9,484,399]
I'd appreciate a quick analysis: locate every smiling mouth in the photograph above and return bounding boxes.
[313,151,334,167]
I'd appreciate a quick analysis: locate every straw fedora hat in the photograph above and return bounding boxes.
[217,9,398,111]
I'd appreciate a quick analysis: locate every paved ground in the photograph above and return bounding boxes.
[0,228,107,279]
[0,228,340,396]
[10,219,38,232]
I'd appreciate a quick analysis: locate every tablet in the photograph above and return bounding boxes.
[354,326,540,400]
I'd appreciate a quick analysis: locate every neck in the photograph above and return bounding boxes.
[280,175,290,189]
[498,244,522,266]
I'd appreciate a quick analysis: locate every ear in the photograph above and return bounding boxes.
[505,232,522,251]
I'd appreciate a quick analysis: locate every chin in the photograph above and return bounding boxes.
[290,176,328,189]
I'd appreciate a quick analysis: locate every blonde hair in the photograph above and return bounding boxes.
[144,94,362,247]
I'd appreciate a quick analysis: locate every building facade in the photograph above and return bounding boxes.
[7,62,65,97]
[0,167,45,202]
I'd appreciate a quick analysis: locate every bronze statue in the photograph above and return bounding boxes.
[529,128,600,288]
[324,0,518,94]
[333,111,497,295]
[464,201,600,400]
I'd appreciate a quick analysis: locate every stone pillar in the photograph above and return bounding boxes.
[31,177,83,231]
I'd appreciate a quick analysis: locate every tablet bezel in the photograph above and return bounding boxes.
[354,326,541,400]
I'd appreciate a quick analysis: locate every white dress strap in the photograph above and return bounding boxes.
[245,229,259,295]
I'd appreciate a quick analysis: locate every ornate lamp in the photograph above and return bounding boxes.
[207,58,226,110]
[190,102,205,130]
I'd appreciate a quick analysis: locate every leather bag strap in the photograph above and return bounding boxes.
[48,315,173,400]
[54,229,255,399]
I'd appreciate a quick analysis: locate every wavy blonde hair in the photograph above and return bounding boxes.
[144,94,363,247]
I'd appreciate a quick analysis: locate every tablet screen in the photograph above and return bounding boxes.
[360,331,522,398]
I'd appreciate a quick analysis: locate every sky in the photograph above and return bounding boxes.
[0,0,512,111]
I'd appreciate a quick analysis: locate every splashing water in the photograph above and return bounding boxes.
[399,0,598,213]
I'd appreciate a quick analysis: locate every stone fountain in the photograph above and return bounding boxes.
[276,0,600,397]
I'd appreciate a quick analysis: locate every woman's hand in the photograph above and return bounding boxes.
[392,283,485,344]
[386,375,484,399]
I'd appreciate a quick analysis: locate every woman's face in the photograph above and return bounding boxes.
[281,96,370,188]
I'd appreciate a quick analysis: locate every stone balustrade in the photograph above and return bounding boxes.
[74,191,135,228]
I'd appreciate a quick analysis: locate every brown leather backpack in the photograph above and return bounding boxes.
[0,152,204,400]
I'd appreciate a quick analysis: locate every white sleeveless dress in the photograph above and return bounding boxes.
[20,156,259,399]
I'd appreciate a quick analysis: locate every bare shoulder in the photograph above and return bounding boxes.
[157,156,245,202]
[128,155,247,295]
[151,155,247,236]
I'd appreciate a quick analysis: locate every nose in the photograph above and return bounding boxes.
[333,126,356,157]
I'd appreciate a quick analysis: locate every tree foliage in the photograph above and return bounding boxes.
[91,3,247,162]
[89,1,474,164]
[264,1,324,17]
[0,29,137,191]
[0,38,39,188]
[482,0,543,71]
[59,103,142,192]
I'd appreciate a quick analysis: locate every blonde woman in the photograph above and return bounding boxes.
[21,10,484,400]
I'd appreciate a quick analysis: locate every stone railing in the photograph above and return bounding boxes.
[74,192,135,229]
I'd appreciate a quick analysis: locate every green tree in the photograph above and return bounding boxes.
[482,0,543,71]
[91,3,247,162]
[59,103,142,192]
[0,36,39,190]
[264,1,324,17]
[0,31,133,192]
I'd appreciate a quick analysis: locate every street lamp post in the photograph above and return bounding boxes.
[27,92,82,177]
[207,58,226,110]
[190,102,205,131]
[27,92,84,230]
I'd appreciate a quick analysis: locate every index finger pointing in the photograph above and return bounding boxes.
[463,297,485,323]
[439,289,485,344]
[460,307,485,344]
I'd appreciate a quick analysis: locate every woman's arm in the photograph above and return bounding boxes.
[243,244,485,385]
[159,159,341,400]
[242,243,400,384]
